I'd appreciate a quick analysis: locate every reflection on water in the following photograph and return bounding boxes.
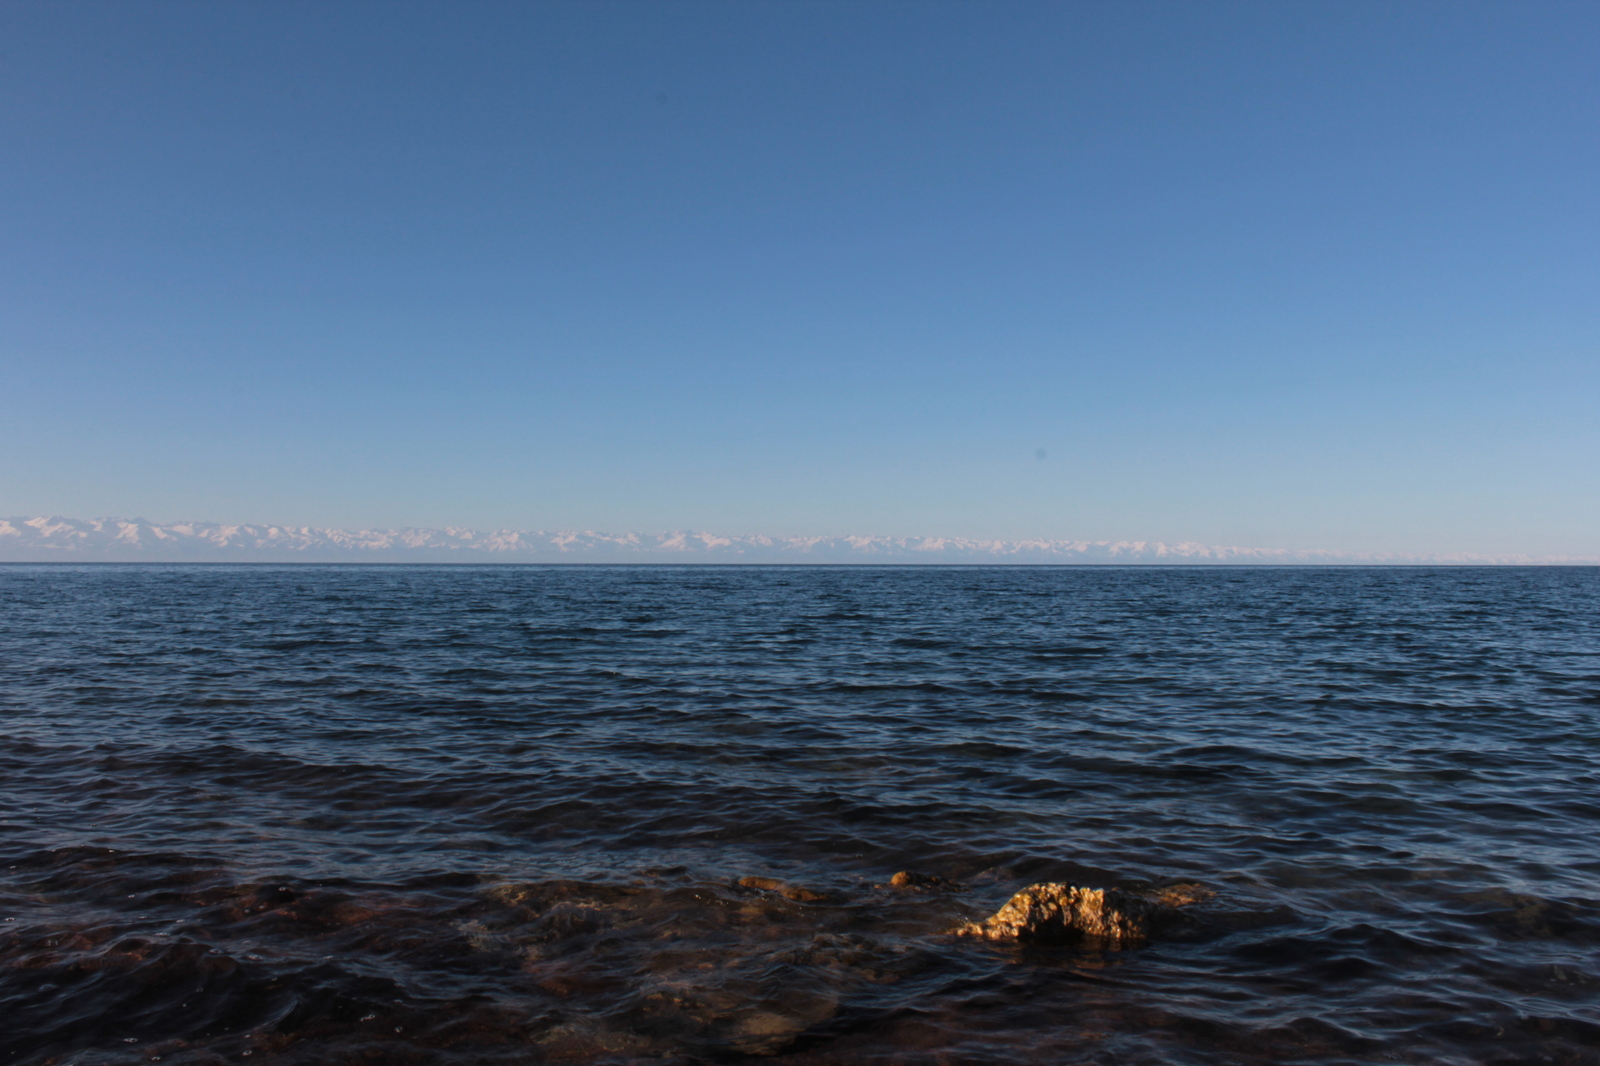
[1,564,1597,1063]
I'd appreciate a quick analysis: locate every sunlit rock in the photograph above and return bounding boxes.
[952,883,1206,945]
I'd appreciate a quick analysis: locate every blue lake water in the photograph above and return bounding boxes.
[1,564,1597,1064]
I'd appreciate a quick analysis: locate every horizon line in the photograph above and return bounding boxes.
[3,515,1596,566]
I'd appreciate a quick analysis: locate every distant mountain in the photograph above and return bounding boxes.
[2,516,1591,565]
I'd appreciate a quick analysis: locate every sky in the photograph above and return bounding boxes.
[1,0,1596,555]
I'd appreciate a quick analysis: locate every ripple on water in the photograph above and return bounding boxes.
[0,564,1597,1063]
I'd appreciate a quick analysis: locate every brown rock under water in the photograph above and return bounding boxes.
[1148,882,1215,908]
[952,882,1205,946]
[736,875,827,902]
[887,870,958,890]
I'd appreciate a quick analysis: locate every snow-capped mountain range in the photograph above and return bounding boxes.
[0,516,1591,565]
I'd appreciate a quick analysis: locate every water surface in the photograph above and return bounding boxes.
[2,565,1597,1064]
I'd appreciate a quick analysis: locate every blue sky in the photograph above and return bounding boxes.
[2,0,1596,554]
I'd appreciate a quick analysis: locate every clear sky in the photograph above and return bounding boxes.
[2,0,1596,554]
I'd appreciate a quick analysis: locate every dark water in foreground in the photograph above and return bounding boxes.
[1,565,1598,1066]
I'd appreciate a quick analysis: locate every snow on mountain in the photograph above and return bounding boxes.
[0,516,1590,564]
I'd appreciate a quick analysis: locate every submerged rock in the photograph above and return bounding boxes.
[887,870,958,890]
[953,882,1207,946]
[1148,882,1214,908]
[736,875,827,902]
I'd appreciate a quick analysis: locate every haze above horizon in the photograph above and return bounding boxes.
[2,1,1596,556]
